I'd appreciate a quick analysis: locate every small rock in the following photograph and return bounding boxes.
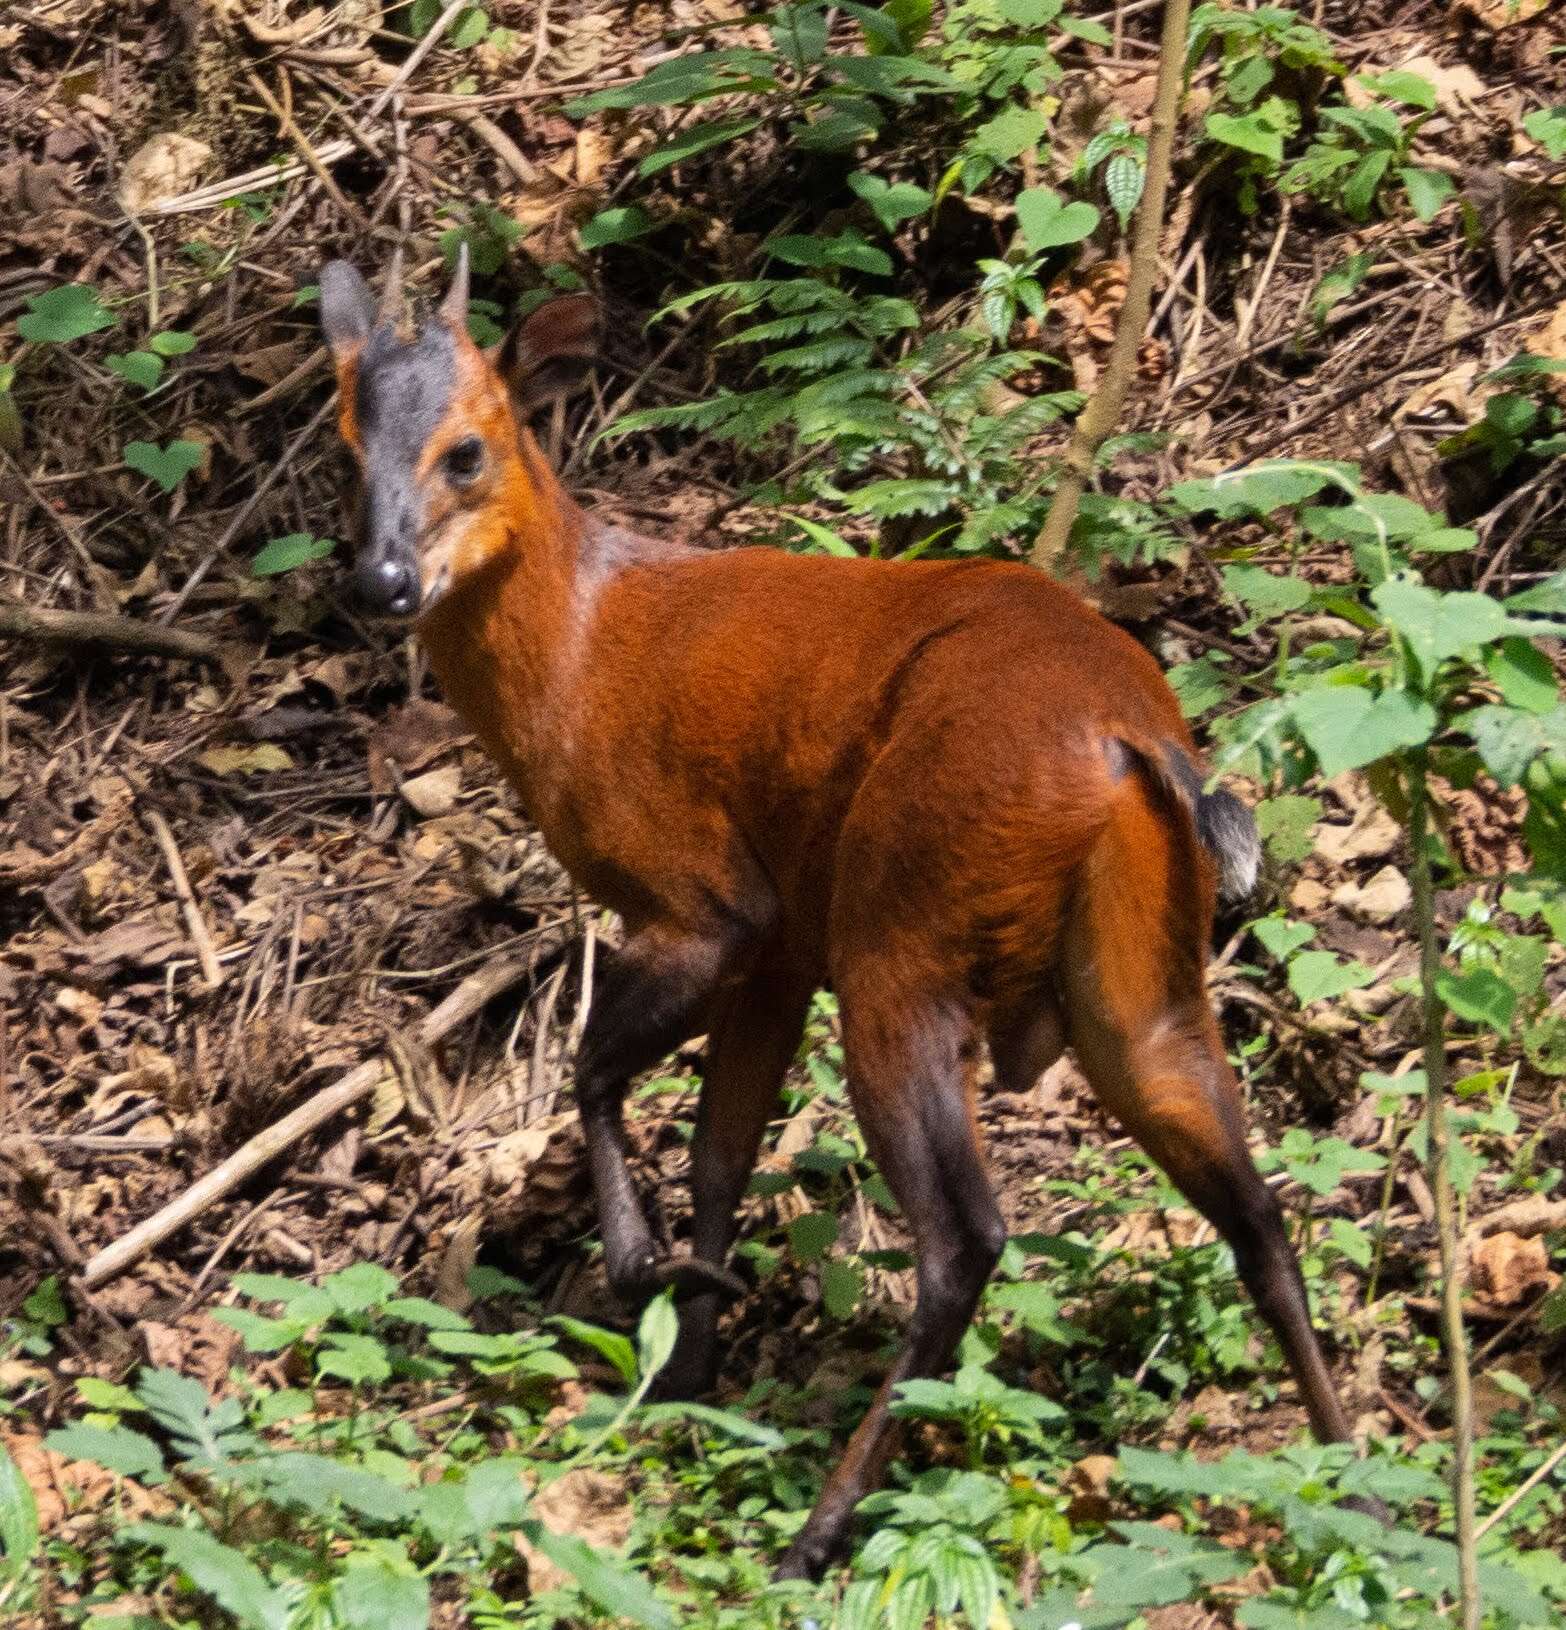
[1316,803,1401,865]
[1290,878,1330,914]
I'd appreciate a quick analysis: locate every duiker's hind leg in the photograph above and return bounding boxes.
[777,991,1007,1580]
[1066,987,1352,1444]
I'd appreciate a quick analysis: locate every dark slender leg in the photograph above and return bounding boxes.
[658,970,814,1400]
[575,928,749,1303]
[776,1002,1005,1580]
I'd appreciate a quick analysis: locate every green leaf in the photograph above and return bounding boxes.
[1015,187,1100,250]
[122,1524,289,1630]
[790,516,860,557]
[1288,950,1375,1007]
[789,1210,839,1264]
[331,1559,430,1630]
[1363,69,1437,109]
[16,283,116,343]
[0,1439,40,1577]
[637,1292,679,1383]
[1290,685,1436,776]
[974,106,1047,163]
[1371,579,1509,672]
[638,116,762,176]
[46,1425,164,1481]
[1251,917,1315,961]
[1222,563,1311,620]
[527,1527,673,1629]
[75,1377,143,1414]
[1437,967,1516,1031]
[1206,110,1284,163]
[1523,106,1566,161]
[1104,152,1145,230]
[1327,1217,1374,1269]
[1459,703,1566,786]
[323,1262,400,1314]
[579,205,656,248]
[1310,251,1372,326]
[123,438,203,493]
[1255,795,1322,863]
[847,171,933,231]
[252,1454,415,1523]
[1399,166,1455,221]
[1342,147,1393,219]
[550,1315,638,1385]
[316,1333,393,1385]
[252,532,334,576]
[106,351,165,392]
[822,1257,863,1319]
[149,329,198,356]
[1484,638,1559,715]
[450,5,489,48]
[636,1399,786,1446]
[416,1459,531,1548]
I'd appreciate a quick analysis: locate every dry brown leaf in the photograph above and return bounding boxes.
[1314,802,1401,866]
[196,744,294,775]
[516,1469,631,1593]
[1524,302,1566,404]
[119,132,212,214]
[1470,1231,1557,1306]
[1455,0,1553,25]
[1397,359,1482,422]
[366,699,468,791]
[1391,55,1487,118]
[1330,865,1412,924]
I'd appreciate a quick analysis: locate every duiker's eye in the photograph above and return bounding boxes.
[443,435,485,486]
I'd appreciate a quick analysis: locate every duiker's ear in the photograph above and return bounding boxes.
[495,293,601,415]
[319,261,377,360]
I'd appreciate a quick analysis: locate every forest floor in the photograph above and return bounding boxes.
[2,1,1565,1627]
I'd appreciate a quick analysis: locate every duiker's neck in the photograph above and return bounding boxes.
[413,435,659,816]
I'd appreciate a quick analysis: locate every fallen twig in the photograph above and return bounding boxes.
[0,601,231,664]
[146,809,224,990]
[78,957,531,1289]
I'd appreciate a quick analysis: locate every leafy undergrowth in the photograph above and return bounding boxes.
[5,1037,1566,1629]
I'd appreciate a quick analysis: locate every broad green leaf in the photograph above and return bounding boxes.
[1484,638,1559,715]
[1169,461,1354,518]
[1222,563,1311,619]
[123,438,203,493]
[449,5,489,48]
[380,1296,471,1331]
[1399,166,1454,221]
[1524,106,1566,160]
[1327,1217,1374,1268]
[252,1453,416,1523]
[579,205,656,248]
[1251,917,1315,961]
[638,116,762,177]
[149,329,198,356]
[1015,187,1100,250]
[974,106,1047,162]
[1363,69,1437,109]
[1342,147,1393,218]
[1290,685,1435,776]
[1437,967,1516,1031]
[847,171,933,230]
[323,1262,400,1314]
[46,1424,164,1481]
[527,1527,673,1629]
[0,1439,40,1577]
[636,1400,786,1446]
[1309,251,1371,326]
[822,1257,863,1319]
[252,532,334,576]
[417,1459,531,1548]
[789,1210,839,1264]
[316,1332,393,1385]
[125,1525,289,1630]
[1460,703,1566,787]
[1255,794,1322,863]
[106,351,164,392]
[1206,110,1284,163]
[995,0,1061,22]
[1104,152,1145,229]
[1288,950,1375,1007]
[331,1559,429,1630]
[1371,578,1509,671]
[75,1377,143,1414]
[16,283,116,343]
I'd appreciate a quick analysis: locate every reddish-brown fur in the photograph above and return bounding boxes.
[320,268,1356,1579]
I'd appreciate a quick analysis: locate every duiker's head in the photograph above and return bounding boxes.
[319,251,598,619]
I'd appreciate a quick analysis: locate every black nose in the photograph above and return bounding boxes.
[354,554,417,617]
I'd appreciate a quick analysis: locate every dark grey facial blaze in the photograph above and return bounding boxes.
[351,321,457,617]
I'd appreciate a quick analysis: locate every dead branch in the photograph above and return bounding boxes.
[0,601,232,664]
[78,957,531,1289]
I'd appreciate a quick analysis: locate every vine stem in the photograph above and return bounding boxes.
[1029,0,1192,569]
[1408,748,1480,1630]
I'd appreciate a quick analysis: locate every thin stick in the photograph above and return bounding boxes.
[146,810,224,990]
[1409,752,1481,1630]
[366,1,472,120]
[0,601,231,664]
[1030,0,1192,568]
[1473,1437,1566,1541]
[79,957,530,1289]
[157,395,335,624]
